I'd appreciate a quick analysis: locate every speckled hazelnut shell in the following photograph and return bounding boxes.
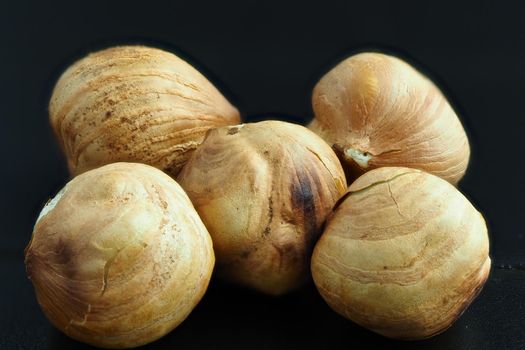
[49,45,240,177]
[311,167,490,340]
[24,162,215,348]
[177,120,347,295]
[309,52,470,185]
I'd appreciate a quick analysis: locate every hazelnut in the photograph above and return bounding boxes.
[178,120,347,295]
[25,163,214,348]
[311,167,490,339]
[49,45,240,177]
[309,52,470,185]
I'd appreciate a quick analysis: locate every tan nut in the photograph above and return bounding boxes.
[178,120,347,295]
[49,45,240,176]
[311,167,490,339]
[309,52,470,185]
[25,162,214,348]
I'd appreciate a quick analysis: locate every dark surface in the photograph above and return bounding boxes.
[1,1,524,349]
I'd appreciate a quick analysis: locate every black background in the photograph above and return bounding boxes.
[1,1,524,349]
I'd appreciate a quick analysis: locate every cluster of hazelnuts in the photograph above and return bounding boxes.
[24,46,490,348]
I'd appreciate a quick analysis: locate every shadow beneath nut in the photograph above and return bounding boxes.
[46,278,472,350]
[47,328,94,350]
[145,279,468,350]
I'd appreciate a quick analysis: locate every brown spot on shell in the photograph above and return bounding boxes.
[262,197,274,236]
[53,238,74,266]
[227,127,240,135]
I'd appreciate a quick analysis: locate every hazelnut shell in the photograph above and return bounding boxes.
[311,167,490,339]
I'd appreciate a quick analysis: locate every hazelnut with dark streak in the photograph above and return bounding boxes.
[178,120,347,295]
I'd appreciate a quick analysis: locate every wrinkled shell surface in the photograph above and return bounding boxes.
[178,120,347,295]
[311,167,490,340]
[25,163,215,348]
[49,45,240,176]
[309,52,470,185]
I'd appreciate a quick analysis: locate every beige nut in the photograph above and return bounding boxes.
[309,52,470,185]
[311,167,490,340]
[49,45,240,176]
[178,120,347,295]
[25,162,215,348]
